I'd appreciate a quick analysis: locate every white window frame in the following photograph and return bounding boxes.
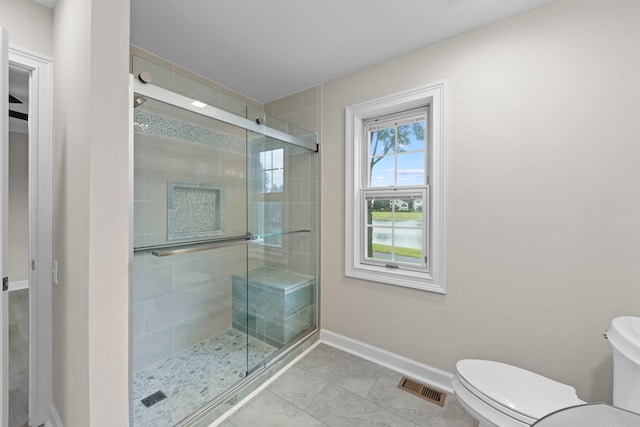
[345,82,446,293]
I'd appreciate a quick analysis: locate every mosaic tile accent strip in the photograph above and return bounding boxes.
[134,109,315,157]
[167,181,224,241]
[133,328,276,427]
[134,110,246,154]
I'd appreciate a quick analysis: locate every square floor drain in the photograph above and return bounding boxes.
[141,390,167,408]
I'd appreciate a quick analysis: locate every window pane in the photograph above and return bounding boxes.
[398,121,425,151]
[261,170,272,193]
[272,148,284,169]
[394,227,423,264]
[262,151,272,169]
[366,198,392,259]
[369,127,395,157]
[272,169,283,192]
[365,193,425,267]
[366,198,392,226]
[259,201,282,246]
[391,199,410,213]
[368,226,392,260]
[369,155,395,187]
[409,198,423,216]
[396,153,425,186]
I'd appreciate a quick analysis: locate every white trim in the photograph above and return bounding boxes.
[8,44,53,427]
[8,280,28,291]
[46,403,63,427]
[1,25,10,427]
[320,329,454,394]
[209,341,322,426]
[345,81,446,293]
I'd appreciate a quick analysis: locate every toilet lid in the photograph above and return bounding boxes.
[456,360,581,421]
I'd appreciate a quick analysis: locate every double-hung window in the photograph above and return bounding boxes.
[364,109,428,271]
[345,82,445,293]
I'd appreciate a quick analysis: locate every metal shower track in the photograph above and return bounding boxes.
[133,78,318,152]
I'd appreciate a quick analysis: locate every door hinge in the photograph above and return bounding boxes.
[32,260,36,271]
[2,277,8,291]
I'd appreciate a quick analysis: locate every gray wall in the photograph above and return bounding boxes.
[0,0,53,56]
[320,0,640,403]
[53,0,130,425]
[9,132,29,282]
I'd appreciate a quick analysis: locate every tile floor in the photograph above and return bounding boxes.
[218,343,474,427]
[8,289,29,427]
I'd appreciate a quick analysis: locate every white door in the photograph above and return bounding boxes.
[0,25,10,427]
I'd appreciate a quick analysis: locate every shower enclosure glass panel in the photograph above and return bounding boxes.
[132,89,317,427]
[242,131,317,371]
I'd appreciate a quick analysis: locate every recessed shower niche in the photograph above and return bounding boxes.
[131,80,318,426]
[167,181,224,241]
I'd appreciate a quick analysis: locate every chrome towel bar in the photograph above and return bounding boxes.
[133,230,310,257]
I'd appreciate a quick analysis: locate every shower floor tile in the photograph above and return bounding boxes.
[133,328,276,427]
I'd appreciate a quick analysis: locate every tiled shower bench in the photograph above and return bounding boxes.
[231,267,315,347]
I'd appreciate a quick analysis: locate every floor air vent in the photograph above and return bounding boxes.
[397,376,446,407]
[141,390,167,408]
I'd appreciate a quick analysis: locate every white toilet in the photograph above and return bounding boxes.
[452,360,583,427]
[453,316,640,427]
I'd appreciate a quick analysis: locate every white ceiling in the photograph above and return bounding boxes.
[130,0,558,104]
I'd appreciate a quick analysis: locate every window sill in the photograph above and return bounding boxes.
[345,263,445,294]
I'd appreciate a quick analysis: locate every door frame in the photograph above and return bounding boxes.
[1,25,8,427]
[8,44,53,427]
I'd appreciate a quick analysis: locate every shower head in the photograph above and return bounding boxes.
[134,95,148,109]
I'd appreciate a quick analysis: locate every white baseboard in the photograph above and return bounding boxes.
[46,403,63,427]
[9,280,29,291]
[320,329,454,393]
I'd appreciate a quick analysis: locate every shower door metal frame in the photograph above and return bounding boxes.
[133,79,318,153]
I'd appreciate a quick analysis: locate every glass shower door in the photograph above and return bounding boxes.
[132,96,252,426]
[244,128,318,374]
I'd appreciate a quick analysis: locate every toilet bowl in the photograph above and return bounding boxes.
[452,360,583,427]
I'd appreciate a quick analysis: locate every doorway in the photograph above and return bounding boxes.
[7,65,30,426]
[1,32,53,427]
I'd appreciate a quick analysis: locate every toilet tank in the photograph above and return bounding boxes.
[607,316,640,414]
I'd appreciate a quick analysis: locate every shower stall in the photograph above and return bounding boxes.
[131,80,318,426]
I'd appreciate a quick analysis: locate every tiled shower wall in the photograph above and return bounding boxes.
[262,86,321,278]
[133,105,249,371]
